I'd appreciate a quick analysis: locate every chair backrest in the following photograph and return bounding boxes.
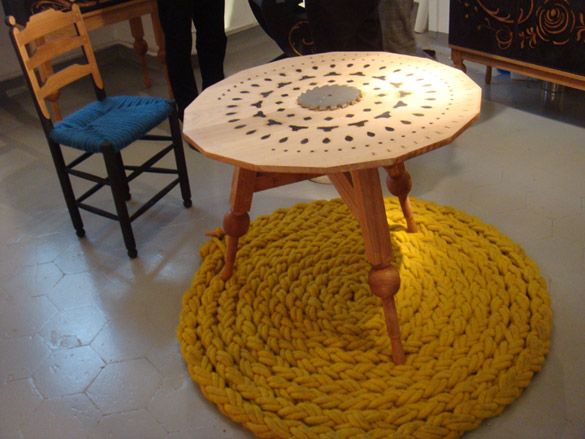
[6,4,103,122]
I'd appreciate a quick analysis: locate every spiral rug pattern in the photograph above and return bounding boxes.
[178,197,551,438]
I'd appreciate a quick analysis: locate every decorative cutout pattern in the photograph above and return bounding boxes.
[183,52,481,172]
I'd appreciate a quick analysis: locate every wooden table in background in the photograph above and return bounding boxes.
[36,0,167,119]
[183,51,481,364]
[81,0,166,90]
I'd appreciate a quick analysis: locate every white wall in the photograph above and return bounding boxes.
[428,0,450,33]
[225,0,258,34]
[0,0,257,82]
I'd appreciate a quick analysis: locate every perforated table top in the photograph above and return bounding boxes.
[183,51,481,174]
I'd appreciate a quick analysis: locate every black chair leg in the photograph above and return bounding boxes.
[169,109,192,208]
[103,144,137,258]
[48,140,85,237]
[113,152,131,201]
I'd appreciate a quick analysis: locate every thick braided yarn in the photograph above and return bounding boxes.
[178,197,552,439]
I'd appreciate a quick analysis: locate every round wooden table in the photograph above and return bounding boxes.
[183,51,481,364]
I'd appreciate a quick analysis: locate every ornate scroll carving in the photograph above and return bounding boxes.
[456,0,585,50]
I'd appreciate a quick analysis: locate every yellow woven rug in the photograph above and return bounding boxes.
[178,197,552,438]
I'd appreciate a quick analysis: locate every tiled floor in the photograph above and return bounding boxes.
[1,27,584,439]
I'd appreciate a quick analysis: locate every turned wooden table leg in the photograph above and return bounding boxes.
[369,265,404,364]
[129,16,152,88]
[451,49,467,73]
[221,167,256,281]
[385,162,417,233]
[333,168,405,364]
[485,66,493,85]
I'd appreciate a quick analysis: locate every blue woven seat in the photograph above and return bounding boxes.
[8,5,192,258]
[50,96,173,153]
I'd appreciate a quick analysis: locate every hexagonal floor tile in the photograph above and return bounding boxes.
[89,409,167,439]
[33,346,105,398]
[0,335,51,383]
[87,358,162,414]
[39,305,107,349]
[20,393,102,439]
[91,309,165,363]
[0,292,57,338]
[0,379,43,438]
[48,272,112,311]
[3,262,63,298]
[147,376,241,436]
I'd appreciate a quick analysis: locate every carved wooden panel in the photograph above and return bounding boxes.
[449,0,585,75]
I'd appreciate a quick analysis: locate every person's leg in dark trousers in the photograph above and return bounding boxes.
[192,0,227,89]
[354,3,384,51]
[305,0,383,52]
[157,0,198,119]
[379,0,417,55]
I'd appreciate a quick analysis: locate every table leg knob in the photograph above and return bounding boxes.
[221,211,250,281]
[369,266,406,364]
[386,164,418,233]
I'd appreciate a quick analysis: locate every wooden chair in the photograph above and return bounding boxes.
[6,4,191,258]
